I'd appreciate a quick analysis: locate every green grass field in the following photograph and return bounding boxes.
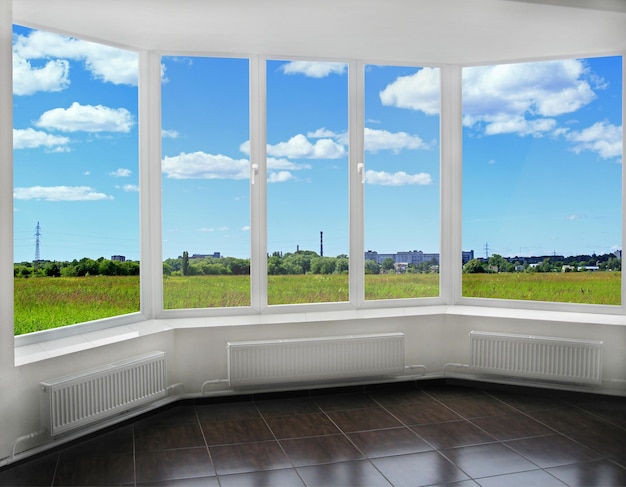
[14,272,620,335]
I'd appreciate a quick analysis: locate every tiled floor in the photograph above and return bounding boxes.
[1,380,626,486]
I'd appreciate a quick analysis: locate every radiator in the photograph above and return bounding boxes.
[227,333,405,386]
[41,351,167,436]
[469,331,603,385]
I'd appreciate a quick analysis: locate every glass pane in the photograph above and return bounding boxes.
[462,56,622,305]
[162,57,250,309]
[364,65,440,300]
[13,25,140,334]
[266,60,349,305]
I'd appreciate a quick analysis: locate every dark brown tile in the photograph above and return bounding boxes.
[471,412,553,440]
[137,477,219,486]
[326,407,402,433]
[547,459,626,487]
[297,459,392,486]
[0,452,58,487]
[135,423,206,451]
[256,397,321,417]
[431,394,515,419]
[569,395,626,430]
[442,443,538,479]
[195,401,260,423]
[505,434,600,468]
[314,393,378,412]
[63,425,134,457]
[266,412,340,439]
[411,420,496,449]
[280,434,364,466]
[371,450,469,486]
[54,451,135,486]
[347,427,433,458]
[200,417,274,445]
[135,448,215,484]
[218,468,305,486]
[385,401,462,425]
[476,469,567,486]
[369,388,435,407]
[137,405,199,427]
[210,441,291,475]
[488,390,567,413]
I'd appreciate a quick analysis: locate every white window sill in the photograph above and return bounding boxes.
[14,303,626,367]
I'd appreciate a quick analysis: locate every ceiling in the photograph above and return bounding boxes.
[12,0,626,65]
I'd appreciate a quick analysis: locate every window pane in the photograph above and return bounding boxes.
[12,25,140,334]
[462,56,622,305]
[364,65,440,300]
[266,60,349,305]
[161,57,250,309]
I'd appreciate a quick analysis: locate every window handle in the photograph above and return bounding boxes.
[357,163,365,184]
[251,163,259,184]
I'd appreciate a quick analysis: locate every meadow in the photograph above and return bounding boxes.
[14,272,620,334]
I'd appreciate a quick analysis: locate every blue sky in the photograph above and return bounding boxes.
[12,25,622,263]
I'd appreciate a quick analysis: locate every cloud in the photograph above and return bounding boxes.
[268,171,295,183]
[267,157,311,171]
[242,226,251,232]
[279,61,346,78]
[13,128,70,150]
[12,55,70,96]
[162,129,180,139]
[14,186,113,201]
[462,60,597,137]
[379,67,441,116]
[267,134,346,159]
[307,127,337,138]
[120,184,139,192]
[563,121,623,160]
[109,168,132,177]
[13,29,138,88]
[365,170,432,186]
[162,151,249,179]
[35,102,135,133]
[364,127,431,153]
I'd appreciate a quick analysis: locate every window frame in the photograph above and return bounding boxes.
[8,34,625,352]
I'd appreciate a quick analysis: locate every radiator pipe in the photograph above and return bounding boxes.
[201,378,229,395]
[166,383,185,395]
[442,363,470,376]
[11,428,47,460]
[404,365,427,376]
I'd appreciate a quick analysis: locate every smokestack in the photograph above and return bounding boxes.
[320,231,323,257]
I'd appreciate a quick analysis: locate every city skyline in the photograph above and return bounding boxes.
[12,25,623,264]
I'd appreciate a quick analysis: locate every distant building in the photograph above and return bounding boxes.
[190,252,221,259]
[614,249,622,259]
[365,249,474,266]
[111,255,125,262]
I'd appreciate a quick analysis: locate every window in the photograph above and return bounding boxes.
[161,56,250,309]
[462,56,622,305]
[13,25,139,335]
[266,60,349,305]
[363,65,440,300]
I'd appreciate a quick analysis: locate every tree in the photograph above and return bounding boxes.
[463,259,485,273]
[381,258,395,272]
[364,259,380,275]
[182,251,189,276]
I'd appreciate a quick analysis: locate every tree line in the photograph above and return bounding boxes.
[463,253,621,273]
[14,257,140,278]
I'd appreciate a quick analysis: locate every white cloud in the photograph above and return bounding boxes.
[162,129,180,139]
[35,102,134,133]
[14,185,113,201]
[267,133,346,159]
[242,226,251,232]
[379,67,441,116]
[364,127,431,153]
[162,151,249,180]
[268,171,294,183]
[13,128,70,150]
[13,30,138,88]
[564,121,623,160]
[120,184,139,192]
[12,55,69,95]
[462,60,597,137]
[279,61,346,78]
[365,170,432,186]
[307,127,337,138]
[109,168,132,177]
[267,157,311,171]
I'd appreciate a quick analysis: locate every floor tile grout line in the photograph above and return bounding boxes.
[192,405,220,484]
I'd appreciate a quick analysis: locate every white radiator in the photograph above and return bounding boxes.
[227,333,405,386]
[41,351,167,436]
[469,331,603,385]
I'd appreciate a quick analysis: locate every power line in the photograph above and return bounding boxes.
[34,222,42,267]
